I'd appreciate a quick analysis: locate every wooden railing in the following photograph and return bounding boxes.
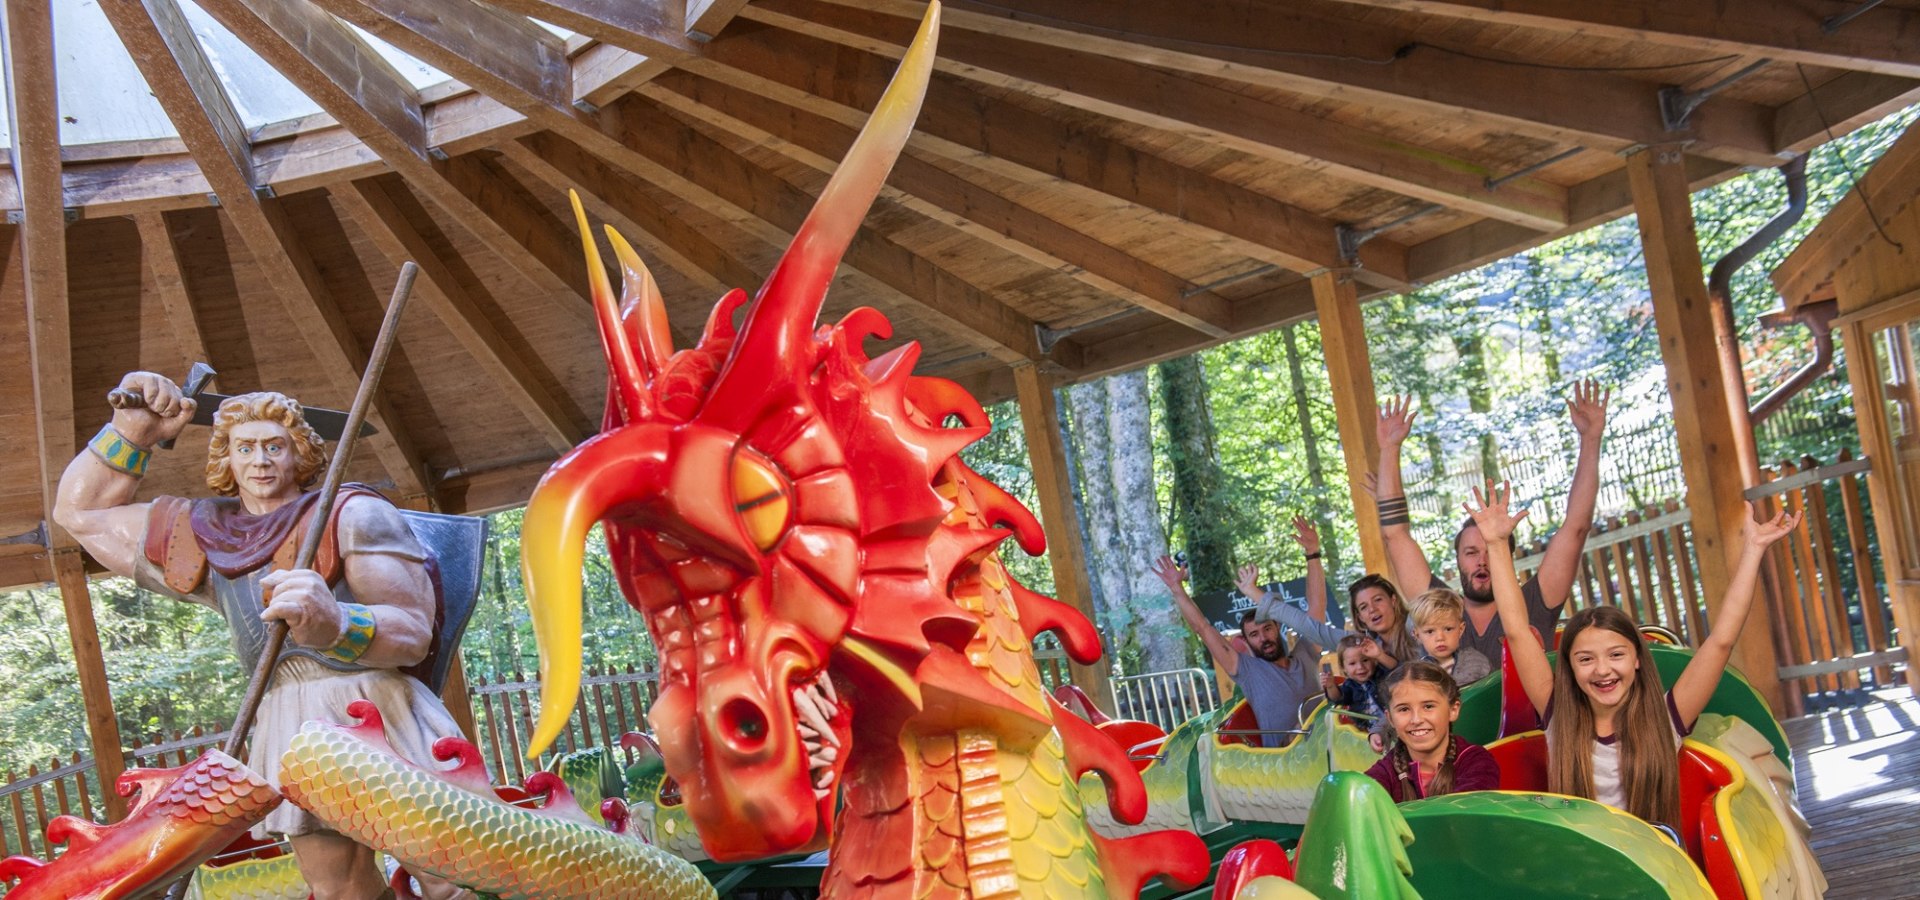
[466,665,659,786]
[1,727,229,865]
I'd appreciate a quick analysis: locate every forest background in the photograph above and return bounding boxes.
[1,107,1912,773]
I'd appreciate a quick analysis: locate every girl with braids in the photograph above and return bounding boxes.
[1364,661,1500,802]
[1466,481,1798,827]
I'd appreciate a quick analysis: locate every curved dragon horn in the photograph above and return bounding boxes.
[699,1,940,423]
[521,427,670,758]
[570,191,651,422]
[604,224,674,372]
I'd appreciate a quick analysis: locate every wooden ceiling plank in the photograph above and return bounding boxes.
[739,2,1568,232]
[643,74,1235,338]
[499,136,746,297]
[99,0,254,192]
[609,91,1072,365]
[193,0,428,158]
[133,211,214,375]
[193,0,609,318]
[312,0,573,112]
[1077,280,1329,379]
[96,0,431,498]
[481,0,707,60]
[685,0,752,40]
[804,0,1781,168]
[1319,0,1920,81]
[3,0,74,541]
[687,19,1412,287]
[1773,71,1920,155]
[331,178,587,452]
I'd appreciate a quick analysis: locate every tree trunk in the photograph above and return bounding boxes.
[1454,332,1503,484]
[1066,382,1135,647]
[1283,323,1342,578]
[1156,354,1235,595]
[1415,386,1454,534]
[1105,371,1186,673]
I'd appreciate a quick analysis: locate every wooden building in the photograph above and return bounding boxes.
[3,0,1918,799]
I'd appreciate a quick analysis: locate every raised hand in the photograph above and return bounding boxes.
[1290,516,1322,557]
[1377,395,1417,447]
[1567,379,1610,443]
[1742,503,1802,551]
[1463,481,1530,543]
[108,371,196,447]
[1358,636,1385,662]
[1150,555,1189,595]
[1234,563,1264,598]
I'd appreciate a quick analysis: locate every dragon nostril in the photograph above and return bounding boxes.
[721,698,770,751]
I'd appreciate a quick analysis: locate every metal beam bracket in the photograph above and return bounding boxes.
[1659,60,1770,131]
[0,521,48,549]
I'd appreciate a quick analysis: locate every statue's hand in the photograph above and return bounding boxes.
[109,371,196,447]
[261,568,347,651]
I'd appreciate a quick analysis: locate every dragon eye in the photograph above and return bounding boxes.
[731,451,792,551]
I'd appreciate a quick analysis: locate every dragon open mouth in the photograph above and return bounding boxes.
[792,672,842,801]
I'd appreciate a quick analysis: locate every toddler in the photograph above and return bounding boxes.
[1409,588,1492,686]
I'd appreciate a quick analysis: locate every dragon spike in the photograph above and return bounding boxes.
[604,224,675,372]
[521,427,672,758]
[569,191,651,423]
[700,2,939,424]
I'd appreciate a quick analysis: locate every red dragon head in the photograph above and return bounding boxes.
[519,3,1086,861]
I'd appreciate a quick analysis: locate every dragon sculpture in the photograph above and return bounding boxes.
[515,3,1211,896]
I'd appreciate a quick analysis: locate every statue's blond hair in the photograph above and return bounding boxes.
[205,392,328,496]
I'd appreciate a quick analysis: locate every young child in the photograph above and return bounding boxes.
[1467,482,1798,827]
[1321,634,1388,723]
[1365,661,1500,802]
[1409,588,1494,686]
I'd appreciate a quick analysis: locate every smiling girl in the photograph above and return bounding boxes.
[1365,662,1500,802]
[1466,482,1798,826]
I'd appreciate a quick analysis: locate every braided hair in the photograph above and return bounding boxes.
[1382,661,1463,798]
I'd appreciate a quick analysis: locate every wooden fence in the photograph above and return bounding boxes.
[1,727,228,864]
[466,666,660,787]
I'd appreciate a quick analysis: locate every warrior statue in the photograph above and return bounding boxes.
[51,371,469,900]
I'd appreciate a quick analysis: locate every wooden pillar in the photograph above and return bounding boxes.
[50,551,129,819]
[1311,270,1390,575]
[1012,363,1116,706]
[1628,145,1786,714]
[1840,318,1920,696]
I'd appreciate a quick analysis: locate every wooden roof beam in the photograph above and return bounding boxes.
[687,19,1411,287]
[481,0,706,60]
[329,177,589,452]
[98,0,432,499]
[608,91,1078,366]
[99,0,254,193]
[194,0,600,310]
[685,0,752,40]
[814,0,1783,168]
[132,211,213,375]
[312,0,574,117]
[1319,0,1920,81]
[645,73,1236,338]
[739,2,1569,232]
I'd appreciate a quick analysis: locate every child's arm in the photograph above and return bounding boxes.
[1240,562,1351,652]
[1322,667,1340,701]
[1293,516,1329,623]
[1468,483,1554,717]
[1672,504,1800,726]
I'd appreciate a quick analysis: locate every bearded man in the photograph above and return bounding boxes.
[53,371,467,900]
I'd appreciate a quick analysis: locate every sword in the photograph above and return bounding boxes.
[107,362,378,445]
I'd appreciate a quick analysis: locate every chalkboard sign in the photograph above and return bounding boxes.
[1189,576,1344,636]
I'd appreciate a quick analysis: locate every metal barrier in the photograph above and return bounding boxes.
[1109,667,1217,732]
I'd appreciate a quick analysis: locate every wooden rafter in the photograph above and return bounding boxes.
[193,0,599,309]
[1320,0,1920,82]
[739,2,1570,232]
[310,0,574,117]
[685,0,753,40]
[611,91,1074,365]
[99,0,254,192]
[481,0,706,60]
[3,0,129,819]
[101,0,432,498]
[685,18,1411,286]
[807,0,1781,168]
[133,211,214,374]
[329,176,588,452]
[644,74,1237,337]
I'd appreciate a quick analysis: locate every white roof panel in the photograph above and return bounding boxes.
[57,1,177,145]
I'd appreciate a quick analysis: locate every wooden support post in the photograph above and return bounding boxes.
[50,550,128,820]
[1840,317,1920,697]
[441,655,481,746]
[1012,363,1114,707]
[1628,145,1786,714]
[1311,269,1390,576]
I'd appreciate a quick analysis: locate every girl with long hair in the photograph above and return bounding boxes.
[1364,661,1500,801]
[1466,482,1797,826]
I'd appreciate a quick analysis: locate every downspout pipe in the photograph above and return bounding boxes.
[1751,300,1838,426]
[1705,155,1810,418]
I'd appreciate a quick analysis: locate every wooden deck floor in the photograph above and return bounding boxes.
[1784,690,1919,899]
